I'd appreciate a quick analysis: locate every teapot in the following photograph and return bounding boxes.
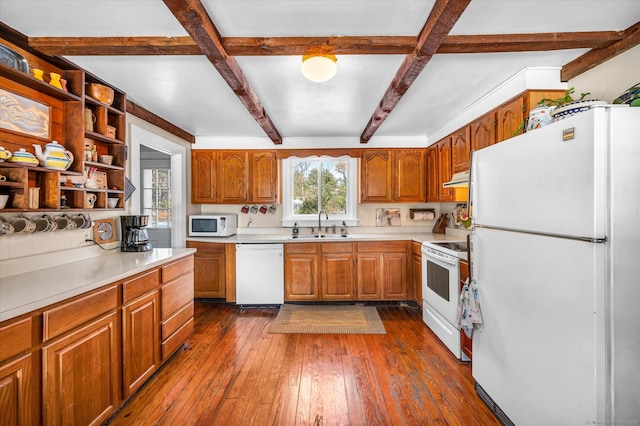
[0,146,11,162]
[33,140,74,170]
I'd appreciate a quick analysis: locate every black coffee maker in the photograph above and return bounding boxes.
[120,215,152,252]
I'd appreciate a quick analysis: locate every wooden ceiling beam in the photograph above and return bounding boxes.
[561,21,640,81]
[360,0,471,143]
[126,101,196,143]
[29,36,202,56]
[162,0,282,144]
[28,31,623,57]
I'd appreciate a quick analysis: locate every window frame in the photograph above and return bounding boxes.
[141,168,172,229]
[281,155,358,227]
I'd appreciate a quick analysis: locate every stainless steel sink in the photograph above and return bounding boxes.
[288,234,350,240]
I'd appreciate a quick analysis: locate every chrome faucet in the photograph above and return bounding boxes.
[318,210,328,235]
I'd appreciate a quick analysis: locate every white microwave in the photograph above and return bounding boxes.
[189,214,238,237]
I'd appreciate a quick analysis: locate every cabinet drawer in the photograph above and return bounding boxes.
[321,242,354,253]
[161,255,194,284]
[285,242,318,254]
[123,268,160,303]
[43,285,118,342]
[161,272,194,319]
[357,241,407,253]
[161,317,194,361]
[186,241,225,253]
[0,317,32,362]
[162,301,194,341]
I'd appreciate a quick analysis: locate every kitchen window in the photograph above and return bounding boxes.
[142,168,171,228]
[281,156,358,227]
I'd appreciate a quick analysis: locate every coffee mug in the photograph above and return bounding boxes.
[85,193,97,209]
[71,213,90,229]
[54,214,70,231]
[10,215,36,233]
[61,214,77,230]
[0,216,14,236]
[34,214,56,232]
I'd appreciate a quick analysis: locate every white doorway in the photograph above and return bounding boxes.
[129,124,187,248]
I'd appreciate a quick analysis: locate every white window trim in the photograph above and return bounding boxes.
[281,155,358,227]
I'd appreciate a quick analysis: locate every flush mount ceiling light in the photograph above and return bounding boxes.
[301,54,337,82]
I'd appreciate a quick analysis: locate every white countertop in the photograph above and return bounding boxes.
[188,231,468,244]
[0,248,196,322]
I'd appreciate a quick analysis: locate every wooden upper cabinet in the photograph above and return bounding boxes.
[361,149,426,203]
[497,96,524,143]
[250,151,278,204]
[450,127,471,173]
[469,112,496,151]
[496,90,566,144]
[361,150,392,202]
[191,150,218,203]
[217,151,249,203]
[191,150,278,204]
[437,138,454,202]
[394,149,426,202]
[426,146,439,202]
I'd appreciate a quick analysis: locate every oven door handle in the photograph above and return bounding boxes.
[422,249,458,266]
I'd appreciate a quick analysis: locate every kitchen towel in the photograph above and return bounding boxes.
[457,278,484,338]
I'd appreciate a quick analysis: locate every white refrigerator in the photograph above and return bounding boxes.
[470,106,640,425]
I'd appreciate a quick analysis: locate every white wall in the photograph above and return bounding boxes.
[568,45,640,103]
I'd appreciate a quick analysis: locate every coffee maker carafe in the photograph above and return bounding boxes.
[120,215,152,252]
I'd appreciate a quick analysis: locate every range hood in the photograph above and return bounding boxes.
[442,170,469,188]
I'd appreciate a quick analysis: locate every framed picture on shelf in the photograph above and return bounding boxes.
[93,171,108,189]
[0,88,50,139]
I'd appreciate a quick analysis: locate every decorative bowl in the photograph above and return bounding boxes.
[87,83,114,105]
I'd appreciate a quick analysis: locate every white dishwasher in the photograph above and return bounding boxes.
[235,243,284,305]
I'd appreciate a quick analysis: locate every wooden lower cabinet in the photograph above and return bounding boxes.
[0,353,37,426]
[0,254,195,426]
[161,257,195,361]
[122,290,160,398]
[187,242,226,298]
[42,312,119,426]
[285,243,320,301]
[285,241,410,302]
[411,241,423,308]
[459,259,472,360]
[356,241,409,300]
[321,243,356,300]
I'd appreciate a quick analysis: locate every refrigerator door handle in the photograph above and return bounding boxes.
[474,224,607,244]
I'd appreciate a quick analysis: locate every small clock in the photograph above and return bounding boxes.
[93,218,117,244]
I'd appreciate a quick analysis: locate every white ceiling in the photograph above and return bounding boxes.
[1,1,638,143]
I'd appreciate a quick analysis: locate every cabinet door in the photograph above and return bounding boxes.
[459,260,472,360]
[250,151,278,204]
[394,149,426,202]
[437,139,453,201]
[0,353,37,426]
[321,253,356,300]
[450,127,471,173]
[469,113,496,151]
[284,251,320,301]
[193,250,226,298]
[122,290,160,398]
[361,150,392,202]
[218,151,249,203]
[382,253,408,299]
[496,96,524,143]
[43,312,119,426]
[191,151,218,203]
[412,253,422,307]
[426,146,439,202]
[356,254,382,300]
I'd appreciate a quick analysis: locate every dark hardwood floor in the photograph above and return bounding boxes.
[107,301,499,425]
